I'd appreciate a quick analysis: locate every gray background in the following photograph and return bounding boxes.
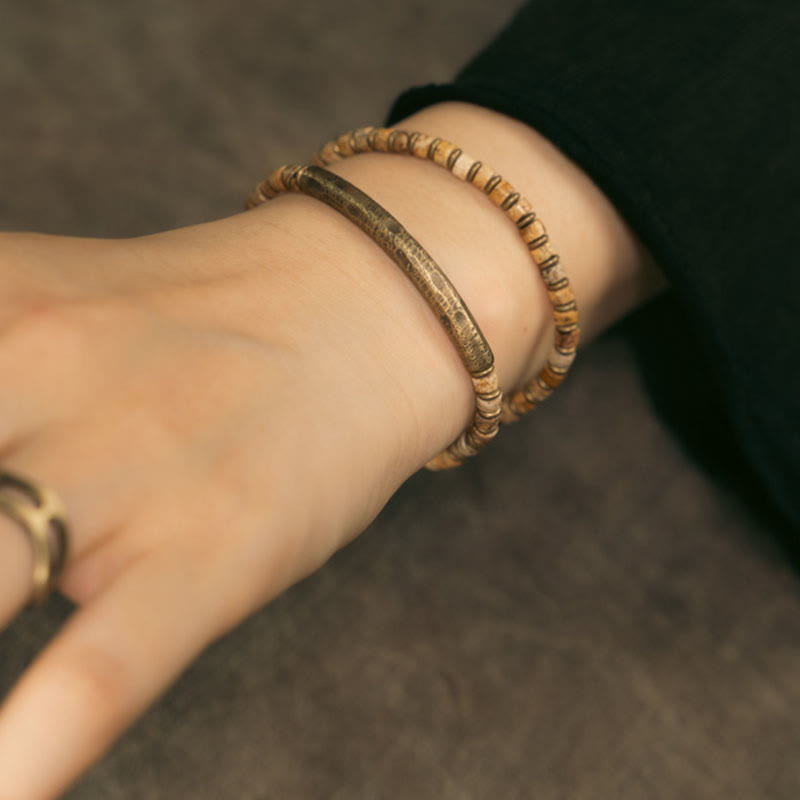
[1,1,799,797]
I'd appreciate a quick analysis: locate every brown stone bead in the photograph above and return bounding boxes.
[520,218,547,242]
[556,328,581,352]
[487,178,515,208]
[528,380,555,404]
[540,365,567,388]
[508,199,536,226]
[547,286,575,308]
[549,349,578,373]
[554,308,580,328]
[529,241,557,265]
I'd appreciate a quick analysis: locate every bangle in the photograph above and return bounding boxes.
[245,163,503,471]
[311,126,580,423]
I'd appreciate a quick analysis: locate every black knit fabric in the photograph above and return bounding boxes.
[386,0,800,529]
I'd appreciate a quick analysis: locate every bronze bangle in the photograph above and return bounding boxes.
[246,163,503,471]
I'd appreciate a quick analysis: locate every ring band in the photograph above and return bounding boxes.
[0,470,69,605]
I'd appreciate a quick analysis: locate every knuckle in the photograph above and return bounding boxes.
[9,300,92,373]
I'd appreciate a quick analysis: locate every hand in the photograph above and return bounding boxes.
[0,101,665,797]
[0,213,455,797]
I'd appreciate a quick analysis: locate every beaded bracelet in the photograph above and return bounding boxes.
[311,127,580,423]
[245,163,503,471]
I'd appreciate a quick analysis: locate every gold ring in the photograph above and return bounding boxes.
[0,470,69,605]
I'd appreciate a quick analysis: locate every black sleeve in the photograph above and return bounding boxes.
[386,0,800,530]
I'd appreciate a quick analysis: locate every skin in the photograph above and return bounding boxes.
[0,101,667,798]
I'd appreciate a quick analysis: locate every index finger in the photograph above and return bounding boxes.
[0,548,230,799]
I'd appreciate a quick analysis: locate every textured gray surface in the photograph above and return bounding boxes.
[1,2,799,798]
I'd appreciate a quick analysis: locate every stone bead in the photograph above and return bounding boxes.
[548,349,577,372]
[547,286,575,307]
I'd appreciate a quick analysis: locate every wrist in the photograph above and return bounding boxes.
[126,100,667,481]
[304,101,666,462]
